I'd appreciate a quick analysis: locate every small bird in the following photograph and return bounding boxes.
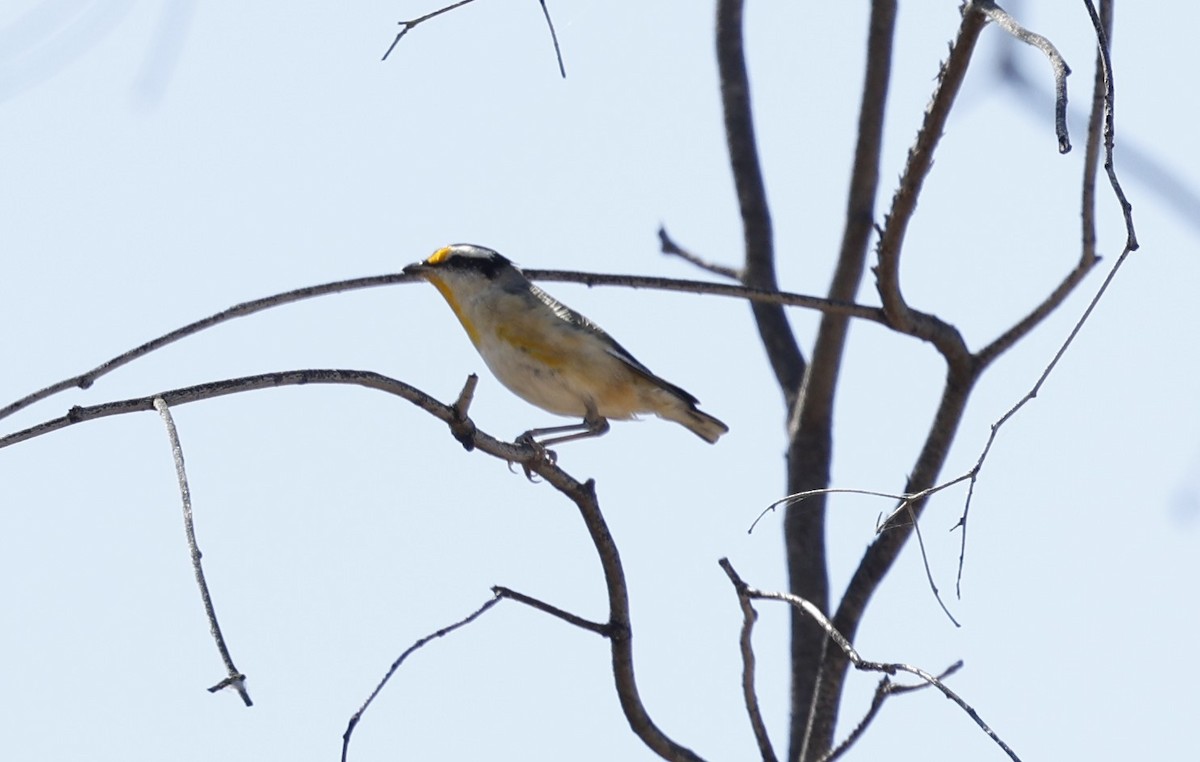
[404,244,728,447]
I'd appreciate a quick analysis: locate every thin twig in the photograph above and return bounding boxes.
[974,0,1072,153]
[0,273,411,424]
[536,0,566,78]
[721,559,1020,762]
[954,0,1137,596]
[1082,0,1138,251]
[901,501,960,627]
[341,595,503,762]
[753,482,966,627]
[152,397,251,707]
[751,476,973,534]
[381,0,477,61]
[382,0,566,78]
[718,562,777,762]
[820,662,963,762]
[658,226,741,280]
[952,246,1133,589]
[492,586,610,636]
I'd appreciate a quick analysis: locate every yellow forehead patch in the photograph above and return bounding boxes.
[427,246,454,265]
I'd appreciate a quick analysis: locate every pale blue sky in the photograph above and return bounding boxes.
[2,2,1197,760]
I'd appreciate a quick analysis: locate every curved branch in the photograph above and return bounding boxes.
[381,0,566,78]
[716,0,805,403]
[343,595,503,762]
[874,6,987,332]
[974,0,1072,153]
[0,273,412,424]
[0,269,919,428]
[1,368,704,762]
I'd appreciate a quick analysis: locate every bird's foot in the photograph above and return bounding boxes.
[513,431,557,481]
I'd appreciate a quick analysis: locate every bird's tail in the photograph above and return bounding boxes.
[659,400,728,444]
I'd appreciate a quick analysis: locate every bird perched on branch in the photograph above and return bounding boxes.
[404,244,728,448]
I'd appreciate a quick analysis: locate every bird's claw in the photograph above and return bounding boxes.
[513,432,557,481]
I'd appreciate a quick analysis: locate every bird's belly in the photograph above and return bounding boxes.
[477,342,642,420]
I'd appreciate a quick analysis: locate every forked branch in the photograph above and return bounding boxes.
[721,559,1018,762]
[381,0,566,78]
[4,369,703,762]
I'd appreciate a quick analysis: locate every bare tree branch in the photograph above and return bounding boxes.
[974,0,1072,153]
[381,0,478,61]
[4,368,704,762]
[658,225,742,280]
[341,594,503,762]
[718,562,778,762]
[0,274,410,425]
[873,6,987,334]
[716,0,805,405]
[381,0,566,78]
[819,662,963,762]
[0,270,905,429]
[721,559,1019,762]
[953,0,1137,595]
[784,2,896,754]
[492,586,610,636]
[1081,0,1137,252]
[153,397,252,707]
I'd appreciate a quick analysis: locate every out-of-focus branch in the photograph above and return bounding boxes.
[716,0,805,405]
[153,397,252,707]
[658,226,742,281]
[974,0,1072,153]
[381,0,567,78]
[874,6,987,333]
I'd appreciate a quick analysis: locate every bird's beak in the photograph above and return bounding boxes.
[403,261,430,277]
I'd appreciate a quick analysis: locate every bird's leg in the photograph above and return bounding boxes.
[519,412,610,448]
[513,409,609,479]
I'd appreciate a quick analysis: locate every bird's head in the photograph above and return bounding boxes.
[404,244,516,285]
